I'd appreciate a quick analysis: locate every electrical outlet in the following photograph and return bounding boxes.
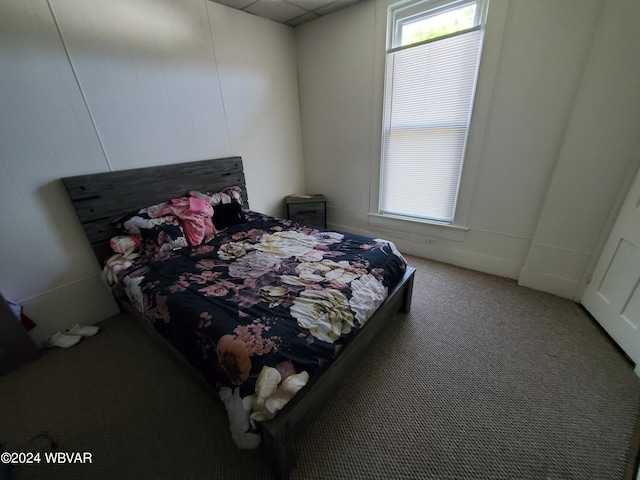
[409,233,437,244]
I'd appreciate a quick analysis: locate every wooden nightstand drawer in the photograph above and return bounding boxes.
[285,195,326,229]
[291,211,325,227]
[287,202,325,216]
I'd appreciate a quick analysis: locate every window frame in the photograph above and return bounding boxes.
[377,0,489,225]
[388,0,488,51]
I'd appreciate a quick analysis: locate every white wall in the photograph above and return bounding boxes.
[519,0,640,298]
[296,0,639,299]
[208,3,305,215]
[0,0,304,344]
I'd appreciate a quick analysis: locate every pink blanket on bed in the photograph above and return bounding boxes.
[160,197,214,246]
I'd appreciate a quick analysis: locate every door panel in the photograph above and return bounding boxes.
[583,168,640,373]
[598,239,640,310]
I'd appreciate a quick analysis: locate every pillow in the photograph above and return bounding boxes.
[190,186,244,207]
[115,210,188,259]
[190,186,247,230]
[109,235,140,255]
[212,202,247,230]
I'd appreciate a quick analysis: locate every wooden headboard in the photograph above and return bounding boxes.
[62,156,247,265]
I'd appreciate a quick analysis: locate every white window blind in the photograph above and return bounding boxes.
[380,12,484,223]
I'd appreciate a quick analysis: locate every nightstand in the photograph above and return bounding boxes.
[285,194,326,229]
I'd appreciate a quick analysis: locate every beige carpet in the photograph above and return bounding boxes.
[1,254,639,480]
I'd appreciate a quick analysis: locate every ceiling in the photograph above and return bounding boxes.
[212,0,365,27]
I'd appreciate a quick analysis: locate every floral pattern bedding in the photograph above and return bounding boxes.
[111,211,407,448]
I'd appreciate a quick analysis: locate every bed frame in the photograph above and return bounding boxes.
[62,156,415,480]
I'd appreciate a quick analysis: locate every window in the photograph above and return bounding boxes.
[380,0,488,223]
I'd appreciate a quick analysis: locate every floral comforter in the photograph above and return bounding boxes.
[112,211,407,448]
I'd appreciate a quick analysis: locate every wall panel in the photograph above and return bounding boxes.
[50,0,232,169]
[0,0,112,311]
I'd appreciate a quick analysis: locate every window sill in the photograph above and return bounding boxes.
[367,212,468,242]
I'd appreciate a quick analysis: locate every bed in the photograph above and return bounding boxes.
[62,156,415,479]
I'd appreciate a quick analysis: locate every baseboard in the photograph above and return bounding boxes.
[518,268,581,300]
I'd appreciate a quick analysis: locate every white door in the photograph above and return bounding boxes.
[582,167,640,374]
